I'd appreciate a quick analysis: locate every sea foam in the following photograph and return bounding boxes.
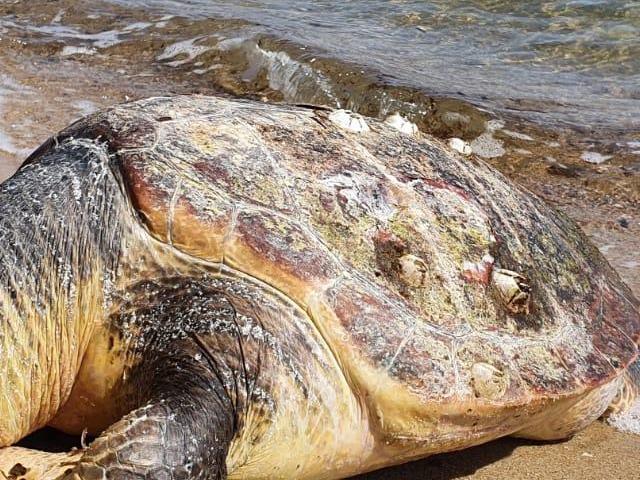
[608,397,640,435]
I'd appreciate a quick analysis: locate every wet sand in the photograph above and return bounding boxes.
[1,2,639,479]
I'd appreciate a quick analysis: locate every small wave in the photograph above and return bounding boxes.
[157,37,215,67]
[232,39,340,106]
[122,21,152,32]
[0,19,124,48]
[151,28,490,139]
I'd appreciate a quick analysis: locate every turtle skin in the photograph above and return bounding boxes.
[0,95,637,480]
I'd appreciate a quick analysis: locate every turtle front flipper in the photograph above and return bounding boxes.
[54,272,370,480]
[60,339,237,480]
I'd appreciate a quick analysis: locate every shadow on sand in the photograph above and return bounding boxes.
[19,428,554,480]
[350,436,551,480]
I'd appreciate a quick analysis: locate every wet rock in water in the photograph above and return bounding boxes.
[581,151,612,164]
[546,159,582,178]
[469,119,506,158]
[470,132,505,158]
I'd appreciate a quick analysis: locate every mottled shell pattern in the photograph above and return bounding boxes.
[55,95,639,449]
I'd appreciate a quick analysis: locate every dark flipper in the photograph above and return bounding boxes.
[63,342,236,480]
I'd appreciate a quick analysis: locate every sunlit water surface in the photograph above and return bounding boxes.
[103,0,640,132]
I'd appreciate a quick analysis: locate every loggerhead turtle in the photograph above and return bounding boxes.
[0,95,638,480]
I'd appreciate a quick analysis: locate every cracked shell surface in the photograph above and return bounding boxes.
[55,95,639,450]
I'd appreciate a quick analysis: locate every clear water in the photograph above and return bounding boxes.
[104,0,640,132]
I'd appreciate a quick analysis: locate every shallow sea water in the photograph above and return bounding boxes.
[107,0,640,132]
[2,1,640,134]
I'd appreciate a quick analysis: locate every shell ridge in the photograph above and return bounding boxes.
[221,203,241,269]
[384,322,419,374]
[166,179,183,247]
[593,287,639,369]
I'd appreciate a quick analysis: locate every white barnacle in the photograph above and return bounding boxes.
[448,137,472,156]
[329,109,370,133]
[491,268,531,315]
[398,254,429,288]
[471,362,507,400]
[384,113,418,135]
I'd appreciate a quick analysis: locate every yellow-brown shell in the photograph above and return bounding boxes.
[59,95,640,447]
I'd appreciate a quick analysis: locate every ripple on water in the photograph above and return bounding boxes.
[157,37,215,67]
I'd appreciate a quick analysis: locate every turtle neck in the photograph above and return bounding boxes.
[0,138,124,445]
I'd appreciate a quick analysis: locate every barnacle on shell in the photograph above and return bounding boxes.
[491,268,531,315]
[328,110,370,133]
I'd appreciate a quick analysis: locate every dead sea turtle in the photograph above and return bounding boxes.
[0,95,638,480]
